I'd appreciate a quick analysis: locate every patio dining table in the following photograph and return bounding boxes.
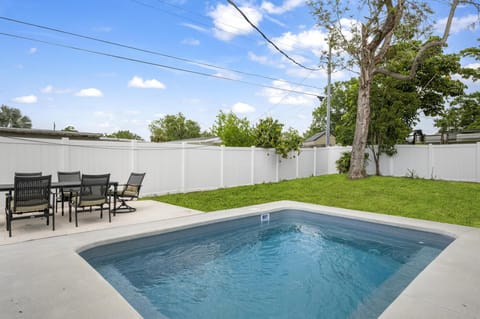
[0,180,119,214]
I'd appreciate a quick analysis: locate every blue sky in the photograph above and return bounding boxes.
[0,0,478,140]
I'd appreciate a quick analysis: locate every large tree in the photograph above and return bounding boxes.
[149,113,201,142]
[309,0,478,179]
[0,105,32,128]
[309,41,465,174]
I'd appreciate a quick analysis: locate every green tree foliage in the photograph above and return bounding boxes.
[460,39,480,81]
[0,105,32,128]
[211,111,254,146]
[435,92,480,131]
[254,117,302,158]
[149,113,201,142]
[107,130,143,140]
[62,125,77,132]
[254,117,283,148]
[305,79,358,140]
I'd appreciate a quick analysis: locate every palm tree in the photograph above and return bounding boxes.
[0,105,32,128]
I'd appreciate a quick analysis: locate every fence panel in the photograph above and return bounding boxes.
[298,148,315,178]
[185,146,221,192]
[136,143,183,195]
[223,147,252,187]
[433,144,477,182]
[253,148,277,184]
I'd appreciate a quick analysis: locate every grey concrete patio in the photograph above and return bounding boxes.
[0,200,479,318]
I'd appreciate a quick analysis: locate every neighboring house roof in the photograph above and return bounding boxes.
[166,136,223,145]
[0,127,104,140]
[304,131,327,143]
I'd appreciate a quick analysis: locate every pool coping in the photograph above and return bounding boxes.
[0,200,479,318]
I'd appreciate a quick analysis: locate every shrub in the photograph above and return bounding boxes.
[336,151,369,174]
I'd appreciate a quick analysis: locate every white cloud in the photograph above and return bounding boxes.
[261,0,304,14]
[248,51,269,64]
[41,85,72,94]
[435,14,478,34]
[273,29,329,53]
[128,76,166,89]
[208,3,263,41]
[12,95,38,104]
[464,62,480,69]
[75,88,103,97]
[231,102,256,114]
[260,80,316,106]
[182,38,200,46]
[28,48,37,55]
[213,71,241,81]
[181,23,208,33]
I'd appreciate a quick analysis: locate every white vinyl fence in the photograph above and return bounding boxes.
[0,136,479,207]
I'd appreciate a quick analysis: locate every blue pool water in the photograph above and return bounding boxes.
[81,210,453,319]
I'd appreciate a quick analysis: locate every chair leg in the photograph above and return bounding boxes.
[8,212,12,237]
[69,201,72,223]
[52,207,55,231]
[100,206,103,219]
[75,206,78,227]
[108,199,111,222]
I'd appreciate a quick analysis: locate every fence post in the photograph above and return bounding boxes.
[250,146,255,185]
[313,147,317,176]
[276,153,279,182]
[130,139,138,173]
[427,144,434,179]
[220,145,225,188]
[60,137,70,172]
[476,142,480,182]
[296,153,299,178]
[181,142,186,193]
[389,154,394,177]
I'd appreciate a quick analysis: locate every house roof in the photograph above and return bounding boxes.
[0,127,104,140]
[304,131,326,142]
[166,136,222,145]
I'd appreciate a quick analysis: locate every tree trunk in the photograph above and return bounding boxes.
[348,60,373,179]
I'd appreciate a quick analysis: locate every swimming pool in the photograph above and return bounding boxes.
[81,209,453,319]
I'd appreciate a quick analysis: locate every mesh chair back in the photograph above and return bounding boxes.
[58,171,81,182]
[15,172,42,177]
[13,175,51,210]
[126,173,146,187]
[124,173,146,196]
[79,174,110,203]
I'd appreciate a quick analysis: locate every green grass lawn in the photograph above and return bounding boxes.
[147,174,480,227]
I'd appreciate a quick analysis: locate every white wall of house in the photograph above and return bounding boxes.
[0,136,478,208]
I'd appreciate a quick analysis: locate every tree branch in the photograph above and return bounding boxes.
[373,0,460,79]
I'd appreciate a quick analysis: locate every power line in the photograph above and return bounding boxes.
[226,0,321,72]
[0,31,320,97]
[0,16,322,91]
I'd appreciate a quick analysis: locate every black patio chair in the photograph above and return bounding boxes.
[70,174,111,227]
[57,171,81,216]
[113,172,145,213]
[5,175,54,237]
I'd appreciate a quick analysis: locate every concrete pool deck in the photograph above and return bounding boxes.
[0,200,479,318]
